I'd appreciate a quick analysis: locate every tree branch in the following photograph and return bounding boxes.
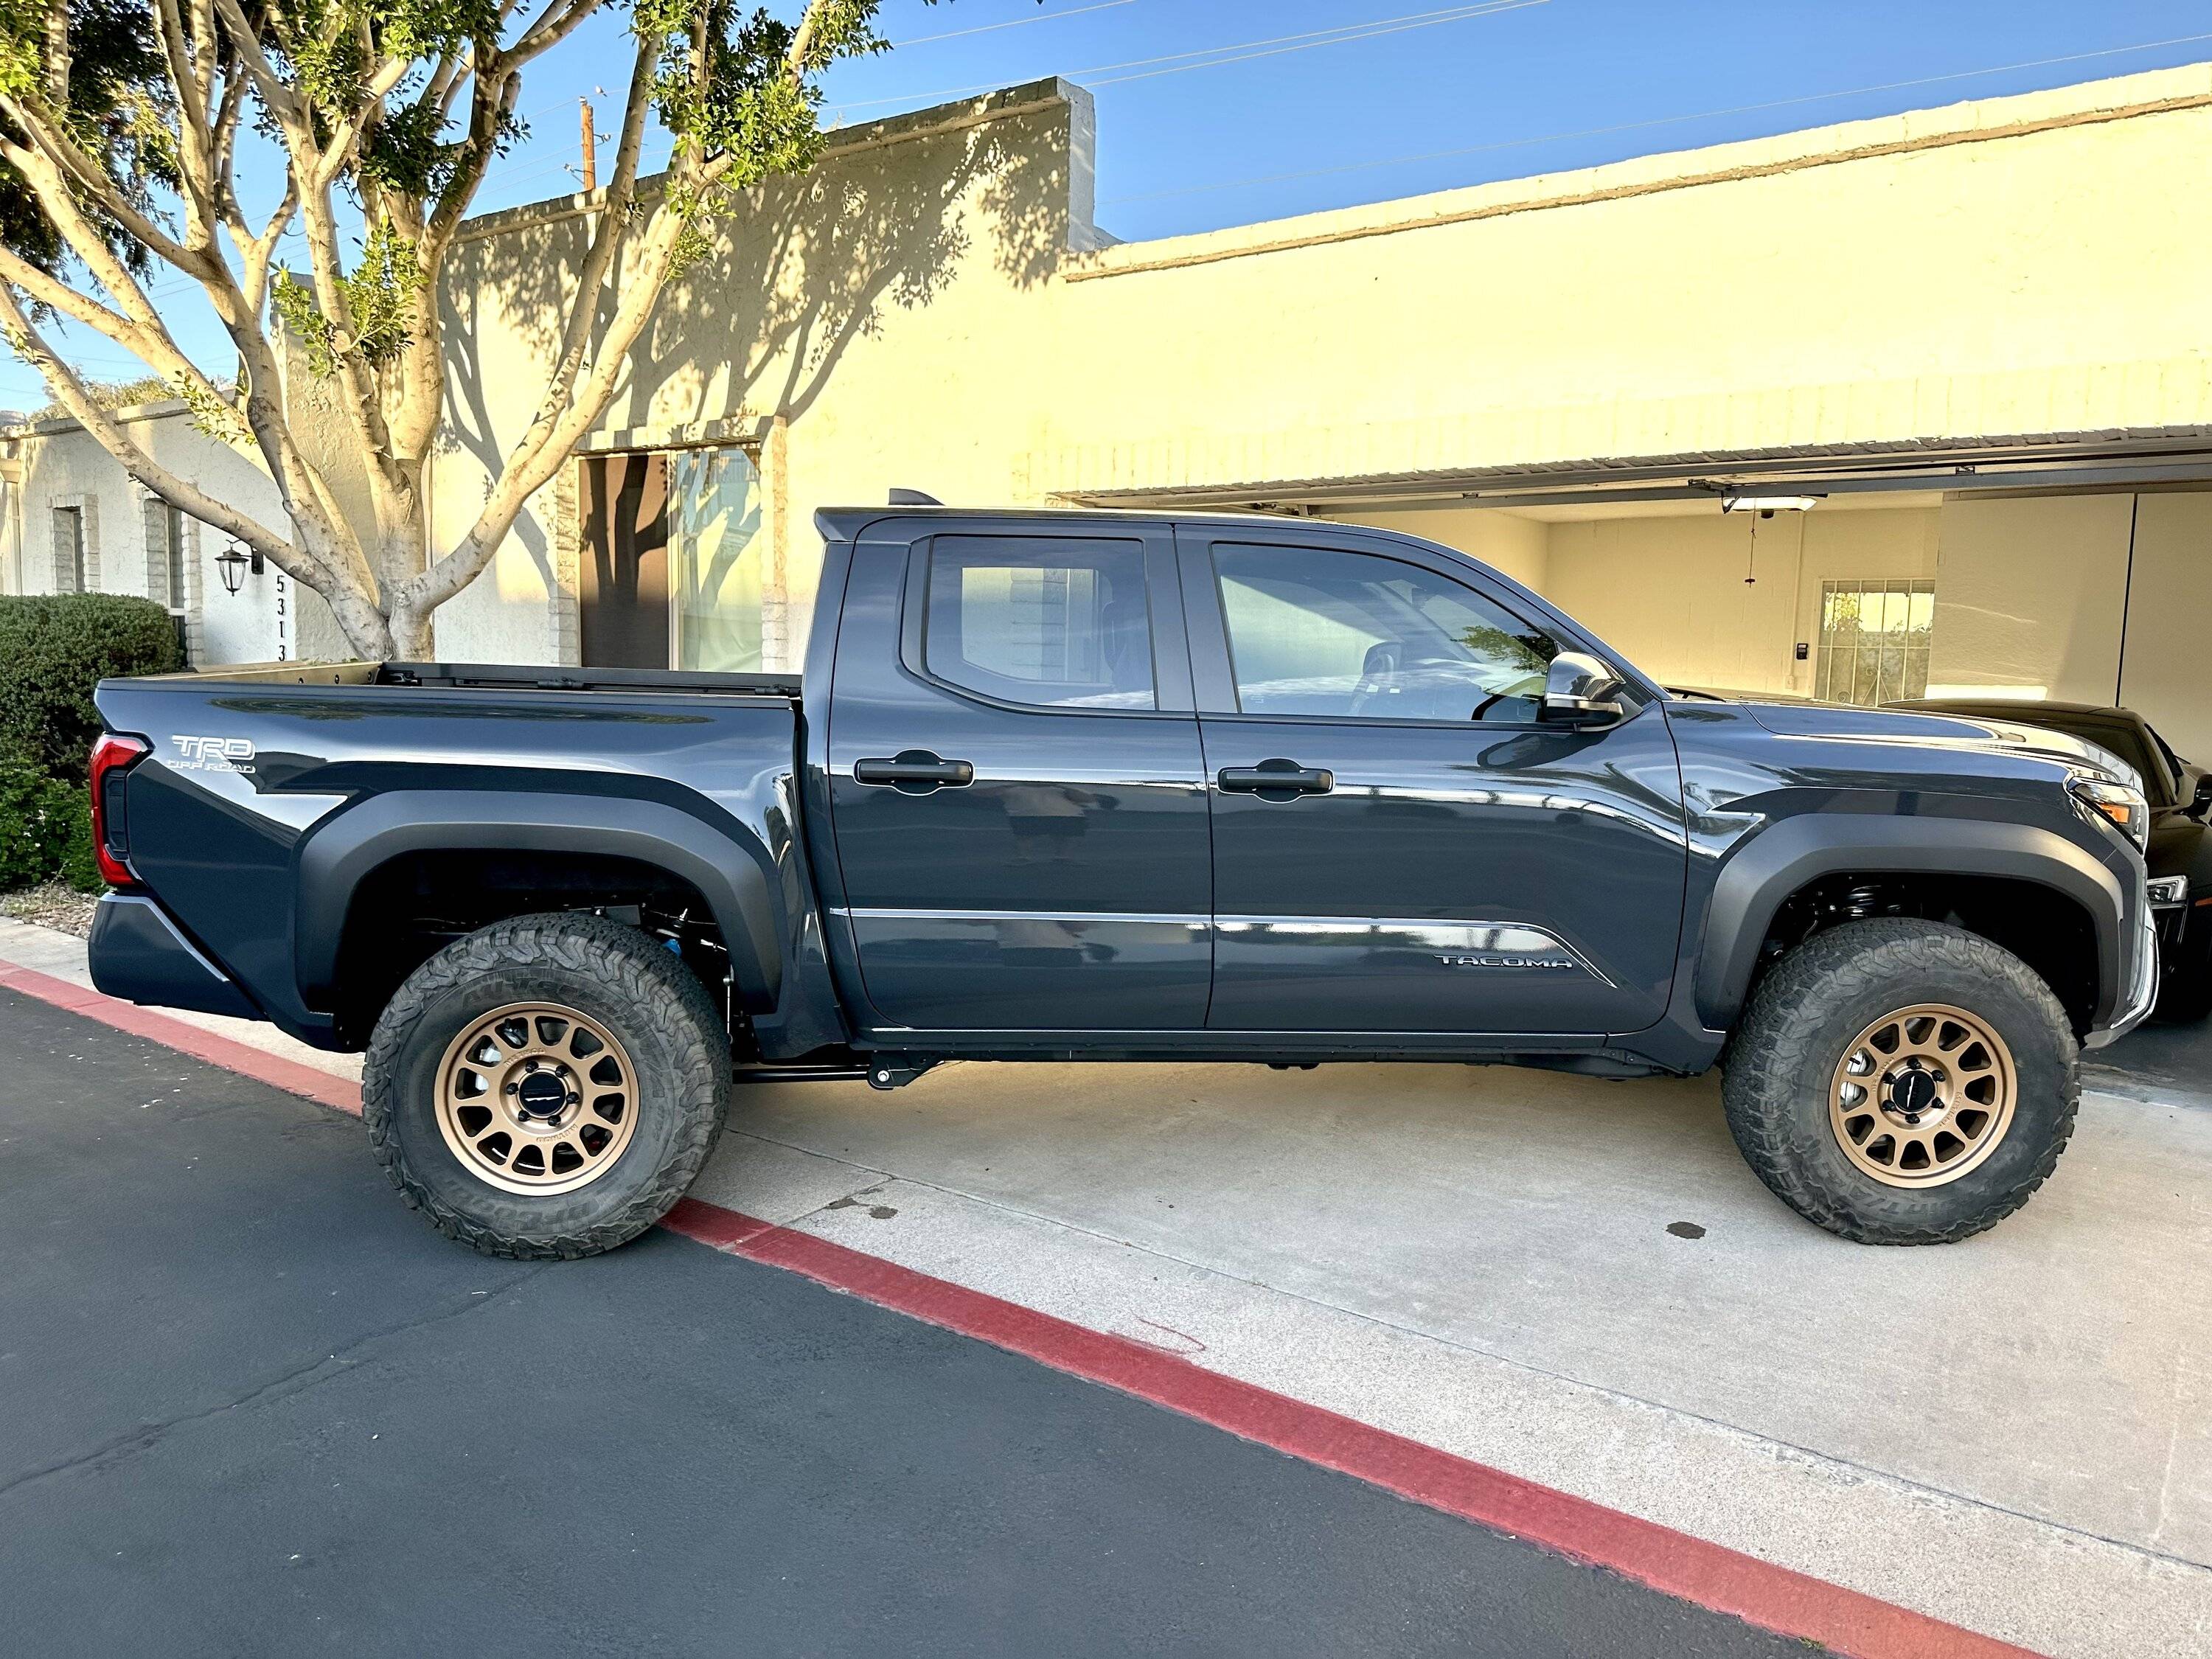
[511,0,605,65]
[150,0,224,251]
[209,0,301,124]
[0,95,210,275]
[0,285,322,585]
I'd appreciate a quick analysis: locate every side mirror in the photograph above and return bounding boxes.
[2191,773,2212,819]
[1538,652,1627,726]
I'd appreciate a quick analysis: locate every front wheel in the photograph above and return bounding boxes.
[1722,919,2078,1245]
[363,913,731,1259]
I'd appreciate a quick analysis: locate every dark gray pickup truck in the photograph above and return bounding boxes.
[86,507,2156,1255]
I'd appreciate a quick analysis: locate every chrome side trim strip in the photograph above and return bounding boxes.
[841,908,1208,928]
[838,909,1611,984]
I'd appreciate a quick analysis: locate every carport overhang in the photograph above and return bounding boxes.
[1051,429,2212,515]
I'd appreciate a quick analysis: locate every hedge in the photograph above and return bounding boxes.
[0,753,98,892]
[0,593,182,781]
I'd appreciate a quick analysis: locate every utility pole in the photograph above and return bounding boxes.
[579,97,598,193]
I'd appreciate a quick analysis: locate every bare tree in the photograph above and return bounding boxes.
[0,0,944,656]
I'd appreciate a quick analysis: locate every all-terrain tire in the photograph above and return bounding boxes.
[362,913,730,1259]
[1722,918,2078,1245]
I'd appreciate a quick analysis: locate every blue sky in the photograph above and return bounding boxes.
[11,0,2212,406]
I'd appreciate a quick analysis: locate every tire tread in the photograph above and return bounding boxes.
[361,913,729,1259]
[1722,918,2078,1245]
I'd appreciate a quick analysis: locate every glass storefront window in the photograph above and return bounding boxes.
[669,445,767,672]
[1815,577,1935,706]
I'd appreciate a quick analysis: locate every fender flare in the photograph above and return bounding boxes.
[1694,814,2126,1029]
[293,790,784,1013]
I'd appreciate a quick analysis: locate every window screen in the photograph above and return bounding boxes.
[923,537,1155,710]
[1212,543,1557,721]
[1816,579,1935,706]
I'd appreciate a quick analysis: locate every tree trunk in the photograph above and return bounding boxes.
[326,584,400,661]
[387,607,436,660]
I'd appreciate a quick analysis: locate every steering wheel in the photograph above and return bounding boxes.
[1469,691,1509,721]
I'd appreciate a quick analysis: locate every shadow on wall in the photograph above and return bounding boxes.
[439,103,1071,594]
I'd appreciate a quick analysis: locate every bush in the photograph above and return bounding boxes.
[0,753,80,891]
[59,791,104,893]
[0,594,182,779]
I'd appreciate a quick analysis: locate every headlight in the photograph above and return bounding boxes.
[2149,874,2190,905]
[2069,775,2149,850]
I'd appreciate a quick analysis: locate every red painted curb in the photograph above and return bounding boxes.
[2,960,2042,1659]
[662,1197,2041,1659]
[0,964,363,1116]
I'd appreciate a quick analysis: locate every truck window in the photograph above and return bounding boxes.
[922,536,1156,710]
[1212,543,1558,721]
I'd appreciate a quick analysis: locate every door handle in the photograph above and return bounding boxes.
[1217,761,1334,798]
[852,751,975,793]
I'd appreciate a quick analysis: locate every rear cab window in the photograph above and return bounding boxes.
[922,536,1157,711]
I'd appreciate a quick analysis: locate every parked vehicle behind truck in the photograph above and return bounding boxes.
[86,507,2156,1256]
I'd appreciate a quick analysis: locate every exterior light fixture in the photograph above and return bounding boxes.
[215,540,262,595]
[1720,494,1823,514]
[1719,493,1825,589]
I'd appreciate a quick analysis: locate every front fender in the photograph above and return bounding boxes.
[1694,814,2127,1029]
[293,790,784,1012]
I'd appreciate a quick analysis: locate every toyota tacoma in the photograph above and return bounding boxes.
[84,506,2157,1255]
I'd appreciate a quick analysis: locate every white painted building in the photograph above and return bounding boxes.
[0,400,346,664]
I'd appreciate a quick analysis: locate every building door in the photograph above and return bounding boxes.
[1178,525,1688,1036]
[579,454,669,668]
[824,522,1212,1032]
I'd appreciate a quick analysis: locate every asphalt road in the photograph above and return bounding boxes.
[0,987,1807,1659]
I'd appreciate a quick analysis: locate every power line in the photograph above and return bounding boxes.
[1100,27,2212,205]
[826,0,1549,116]
[1090,0,1545,87]
[890,0,1136,49]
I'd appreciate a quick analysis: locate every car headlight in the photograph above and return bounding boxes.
[2148,874,2190,905]
[2069,775,2149,850]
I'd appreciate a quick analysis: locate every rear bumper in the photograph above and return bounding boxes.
[86,894,260,1021]
[2085,905,2160,1049]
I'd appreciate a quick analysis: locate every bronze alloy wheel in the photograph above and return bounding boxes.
[1829,1003,2018,1189]
[434,1001,641,1197]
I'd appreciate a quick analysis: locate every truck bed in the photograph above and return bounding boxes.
[90,661,824,1055]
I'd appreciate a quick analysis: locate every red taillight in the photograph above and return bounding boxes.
[88,732,149,888]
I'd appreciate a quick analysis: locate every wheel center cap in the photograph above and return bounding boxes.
[1886,1068,1941,1119]
[515,1071,568,1119]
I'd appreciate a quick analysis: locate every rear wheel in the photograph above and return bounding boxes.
[1722,919,2077,1244]
[363,913,729,1258]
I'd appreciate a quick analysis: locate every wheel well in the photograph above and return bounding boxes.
[1753,872,2100,1034]
[329,849,737,1048]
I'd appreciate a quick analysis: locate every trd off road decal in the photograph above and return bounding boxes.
[170,736,257,775]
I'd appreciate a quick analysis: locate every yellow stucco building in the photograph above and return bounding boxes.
[427,59,2212,752]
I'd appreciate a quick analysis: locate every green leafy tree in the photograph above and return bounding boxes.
[0,1,959,657]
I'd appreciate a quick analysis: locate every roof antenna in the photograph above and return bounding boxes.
[888,487,943,507]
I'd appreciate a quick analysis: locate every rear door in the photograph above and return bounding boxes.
[824,519,1211,1032]
[1178,523,1687,1036]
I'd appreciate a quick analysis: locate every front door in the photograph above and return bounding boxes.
[825,521,1211,1033]
[1178,526,1687,1036]
[579,454,669,669]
